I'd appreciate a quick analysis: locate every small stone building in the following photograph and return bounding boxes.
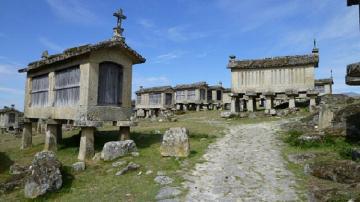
[315,78,333,95]
[227,46,319,113]
[0,105,23,133]
[207,83,225,110]
[135,86,174,118]
[18,9,145,161]
[174,82,209,111]
[222,88,232,110]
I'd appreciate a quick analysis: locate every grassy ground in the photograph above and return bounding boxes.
[281,129,360,201]
[0,111,226,202]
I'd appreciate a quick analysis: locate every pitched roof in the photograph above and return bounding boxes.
[227,54,319,69]
[174,82,208,90]
[0,107,22,114]
[19,39,146,73]
[135,86,173,94]
[315,78,334,85]
[208,85,224,90]
[347,0,360,6]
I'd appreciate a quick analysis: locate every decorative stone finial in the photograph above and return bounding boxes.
[312,39,319,55]
[41,50,49,59]
[112,8,127,41]
[229,55,236,60]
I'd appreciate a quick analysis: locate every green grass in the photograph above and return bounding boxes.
[0,111,225,201]
[281,128,360,201]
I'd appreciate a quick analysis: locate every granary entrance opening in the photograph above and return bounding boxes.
[8,113,15,123]
[216,90,222,101]
[200,89,206,100]
[31,74,49,107]
[55,66,80,106]
[165,93,172,105]
[207,90,212,100]
[98,62,123,106]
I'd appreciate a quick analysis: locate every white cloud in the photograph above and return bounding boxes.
[133,76,171,94]
[39,37,63,52]
[319,8,358,40]
[45,0,98,24]
[138,19,155,29]
[0,64,19,74]
[154,51,185,64]
[0,87,24,95]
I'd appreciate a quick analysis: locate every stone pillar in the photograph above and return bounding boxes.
[56,124,62,144]
[309,96,316,112]
[21,122,32,149]
[0,128,5,134]
[265,96,273,110]
[231,97,237,113]
[288,96,296,109]
[239,99,245,112]
[256,99,261,109]
[307,91,318,112]
[119,126,130,140]
[183,104,188,111]
[196,104,200,112]
[44,124,58,151]
[78,127,95,161]
[247,98,254,112]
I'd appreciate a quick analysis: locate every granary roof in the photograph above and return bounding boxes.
[315,78,334,85]
[174,82,208,90]
[135,86,173,94]
[208,85,225,90]
[227,54,319,70]
[0,107,22,114]
[18,39,146,73]
[347,0,360,6]
[223,88,231,93]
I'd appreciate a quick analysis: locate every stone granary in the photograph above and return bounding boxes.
[222,88,232,110]
[135,86,174,118]
[227,46,320,113]
[174,82,209,111]
[207,83,225,110]
[346,62,360,85]
[18,9,145,161]
[315,78,333,95]
[0,105,23,134]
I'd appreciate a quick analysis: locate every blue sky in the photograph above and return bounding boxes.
[0,0,359,110]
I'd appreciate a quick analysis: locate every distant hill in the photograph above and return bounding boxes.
[341,92,360,98]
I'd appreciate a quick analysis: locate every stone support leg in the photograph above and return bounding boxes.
[196,104,200,112]
[119,126,130,141]
[44,124,58,151]
[247,97,255,112]
[78,127,95,161]
[265,96,273,110]
[309,96,316,112]
[230,97,236,113]
[288,96,296,109]
[183,104,188,111]
[21,122,32,149]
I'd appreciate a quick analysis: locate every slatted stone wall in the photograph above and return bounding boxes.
[55,66,80,106]
[31,74,49,107]
[149,93,161,105]
[165,93,172,105]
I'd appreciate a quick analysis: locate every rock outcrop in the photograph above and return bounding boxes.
[101,140,137,161]
[305,160,360,184]
[160,127,190,157]
[24,151,62,199]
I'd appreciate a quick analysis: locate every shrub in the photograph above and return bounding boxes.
[283,130,303,147]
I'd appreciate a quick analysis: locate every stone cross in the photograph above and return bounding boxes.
[113,8,126,29]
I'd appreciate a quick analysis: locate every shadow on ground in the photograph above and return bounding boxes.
[0,152,14,173]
